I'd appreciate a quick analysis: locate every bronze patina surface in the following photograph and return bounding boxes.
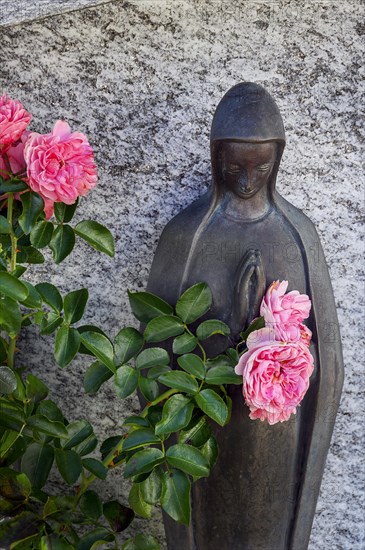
[146,83,344,550]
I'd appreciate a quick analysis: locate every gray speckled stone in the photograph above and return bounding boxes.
[0,0,111,27]
[0,1,364,548]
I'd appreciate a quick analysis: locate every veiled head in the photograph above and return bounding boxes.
[210,83,285,198]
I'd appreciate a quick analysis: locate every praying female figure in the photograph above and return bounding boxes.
[146,83,343,550]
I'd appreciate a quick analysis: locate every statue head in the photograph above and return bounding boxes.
[210,83,285,200]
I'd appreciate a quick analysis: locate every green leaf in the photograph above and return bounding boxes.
[122,416,149,428]
[175,282,212,324]
[196,319,231,340]
[155,394,194,436]
[240,316,265,343]
[194,389,228,426]
[77,325,108,355]
[55,448,82,485]
[73,433,97,457]
[0,296,20,337]
[138,376,159,401]
[64,288,89,324]
[0,433,26,465]
[40,534,74,549]
[18,192,44,235]
[124,448,164,479]
[0,367,17,394]
[100,435,123,458]
[79,331,115,372]
[54,200,78,224]
[84,361,113,394]
[114,365,138,399]
[35,282,63,312]
[122,428,160,452]
[49,224,75,263]
[177,354,205,379]
[63,420,94,450]
[0,468,31,500]
[55,326,80,368]
[103,500,134,532]
[200,435,218,470]
[135,347,170,370]
[74,220,114,257]
[166,444,209,476]
[0,272,29,301]
[30,221,54,248]
[0,215,11,234]
[20,281,42,308]
[122,534,160,550]
[0,398,25,432]
[26,374,49,403]
[0,337,8,363]
[158,371,198,394]
[139,466,163,505]
[77,528,114,550]
[0,179,29,193]
[128,483,152,519]
[27,415,68,438]
[161,469,191,525]
[173,332,198,355]
[82,458,108,480]
[114,327,144,366]
[36,400,64,423]
[226,347,239,364]
[11,533,43,549]
[43,495,75,518]
[20,443,54,488]
[18,245,45,264]
[40,312,63,335]
[147,365,171,380]
[144,315,184,343]
[0,511,40,548]
[79,489,103,521]
[178,416,212,448]
[205,365,242,385]
[128,290,173,323]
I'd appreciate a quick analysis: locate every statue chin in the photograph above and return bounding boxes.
[144,82,344,550]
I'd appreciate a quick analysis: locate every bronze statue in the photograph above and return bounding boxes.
[146,83,344,549]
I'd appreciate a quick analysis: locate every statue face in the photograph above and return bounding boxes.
[219,141,277,199]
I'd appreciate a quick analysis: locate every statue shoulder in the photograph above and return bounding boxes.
[275,193,319,240]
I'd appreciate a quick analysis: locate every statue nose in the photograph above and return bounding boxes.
[238,170,249,190]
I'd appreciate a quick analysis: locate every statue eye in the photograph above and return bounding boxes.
[226,165,240,174]
[257,164,271,172]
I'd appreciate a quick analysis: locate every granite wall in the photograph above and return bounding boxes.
[0,0,364,548]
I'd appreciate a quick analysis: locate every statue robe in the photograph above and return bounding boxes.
[146,189,344,550]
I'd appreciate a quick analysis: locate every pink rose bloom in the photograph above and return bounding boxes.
[24,120,97,205]
[0,95,32,150]
[235,327,314,424]
[260,280,311,341]
[0,140,27,179]
[268,321,312,347]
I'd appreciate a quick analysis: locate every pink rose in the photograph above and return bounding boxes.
[0,95,32,150]
[267,321,312,347]
[260,280,311,341]
[24,120,97,205]
[0,140,27,180]
[235,328,314,424]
